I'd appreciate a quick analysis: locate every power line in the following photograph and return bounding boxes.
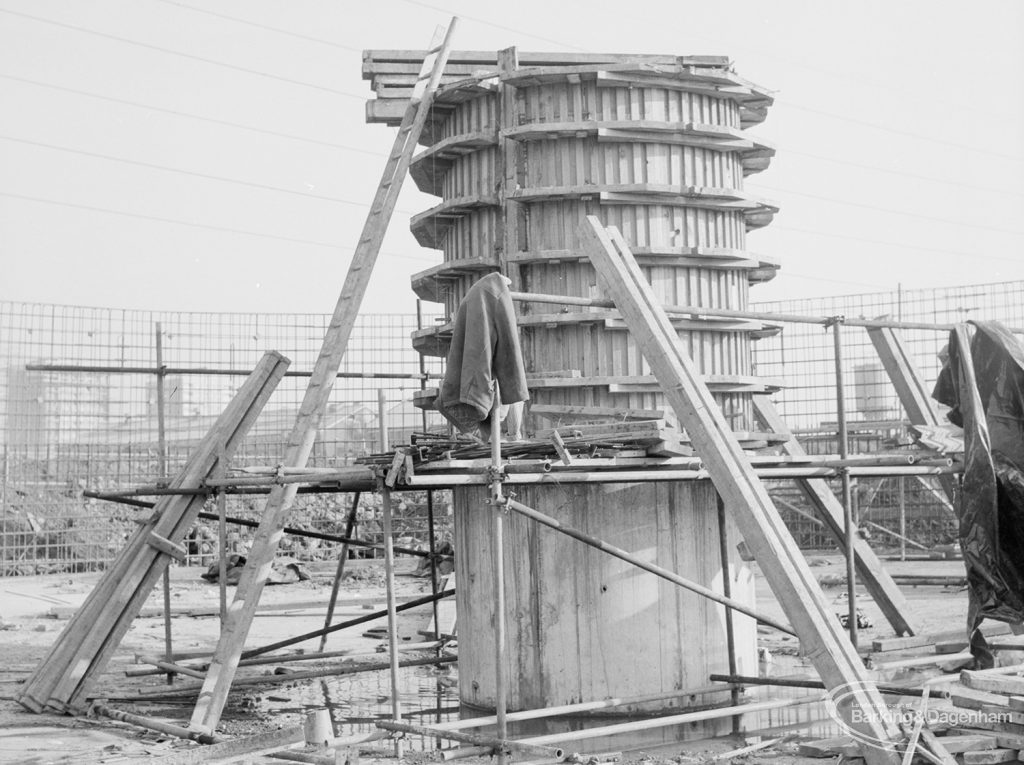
[396,0,590,51]
[0,134,413,213]
[8,71,1019,205]
[0,7,363,99]
[391,0,1024,163]
[750,181,1024,237]
[778,146,1024,199]
[0,74,388,157]
[777,100,1024,164]
[771,224,1023,265]
[774,271,891,291]
[0,190,436,261]
[150,0,362,52]
[0,190,343,248]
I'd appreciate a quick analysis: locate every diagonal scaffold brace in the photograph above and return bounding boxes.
[578,216,902,765]
[188,18,460,735]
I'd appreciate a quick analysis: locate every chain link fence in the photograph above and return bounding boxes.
[2,279,1022,573]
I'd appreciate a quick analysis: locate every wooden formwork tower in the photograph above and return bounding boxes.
[367,50,779,737]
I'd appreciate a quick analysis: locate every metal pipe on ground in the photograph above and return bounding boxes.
[375,720,565,760]
[118,655,459,700]
[708,674,947,699]
[382,487,403,759]
[516,694,825,746]
[239,588,455,659]
[91,703,221,743]
[428,684,737,731]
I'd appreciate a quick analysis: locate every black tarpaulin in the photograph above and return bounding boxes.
[933,320,1024,666]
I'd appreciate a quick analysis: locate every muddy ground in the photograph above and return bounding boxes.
[0,552,978,764]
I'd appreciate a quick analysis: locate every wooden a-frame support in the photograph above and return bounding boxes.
[579,217,901,765]
[866,324,958,505]
[752,394,918,637]
[15,351,290,714]
[188,19,459,734]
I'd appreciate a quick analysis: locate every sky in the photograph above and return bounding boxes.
[1,0,1022,317]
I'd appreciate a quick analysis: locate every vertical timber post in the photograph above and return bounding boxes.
[320,492,362,653]
[378,389,389,452]
[382,486,403,758]
[716,493,741,735]
[488,383,508,765]
[831,318,857,648]
[155,322,173,684]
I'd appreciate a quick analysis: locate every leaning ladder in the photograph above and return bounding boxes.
[188,19,459,734]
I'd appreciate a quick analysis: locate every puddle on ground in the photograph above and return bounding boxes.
[255,654,461,751]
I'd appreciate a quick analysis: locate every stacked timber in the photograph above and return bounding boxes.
[364,48,778,740]
[801,665,1024,764]
[943,670,1024,762]
[15,352,289,714]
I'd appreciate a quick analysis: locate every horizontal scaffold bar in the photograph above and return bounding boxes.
[509,290,1024,334]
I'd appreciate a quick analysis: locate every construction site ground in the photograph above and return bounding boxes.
[0,552,980,765]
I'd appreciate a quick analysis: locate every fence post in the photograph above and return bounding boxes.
[378,388,389,452]
[155,322,174,684]
[831,317,858,648]
[898,476,907,562]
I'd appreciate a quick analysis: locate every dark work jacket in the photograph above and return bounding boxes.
[436,273,529,433]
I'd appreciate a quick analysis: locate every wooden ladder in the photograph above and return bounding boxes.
[188,19,458,735]
[579,217,902,765]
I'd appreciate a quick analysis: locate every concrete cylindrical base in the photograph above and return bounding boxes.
[453,480,757,739]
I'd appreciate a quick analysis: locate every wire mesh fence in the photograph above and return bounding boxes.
[752,279,1024,550]
[0,301,449,575]
[2,279,1022,573]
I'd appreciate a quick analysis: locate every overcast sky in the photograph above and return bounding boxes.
[1,0,1022,316]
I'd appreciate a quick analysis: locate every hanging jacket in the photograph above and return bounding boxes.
[436,272,529,434]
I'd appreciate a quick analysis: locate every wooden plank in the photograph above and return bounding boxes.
[872,635,934,652]
[953,687,1012,710]
[188,21,459,736]
[579,217,900,764]
[529,404,666,423]
[962,749,1019,764]
[362,51,729,75]
[933,735,999,753]
[147,532,187,563]
[963,672,1024,697]
[753,395,918,637]
[918,727,959,764]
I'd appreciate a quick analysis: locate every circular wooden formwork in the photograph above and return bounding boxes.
[401,55,777,729]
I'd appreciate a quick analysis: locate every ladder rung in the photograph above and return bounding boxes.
[426,43,445,54]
